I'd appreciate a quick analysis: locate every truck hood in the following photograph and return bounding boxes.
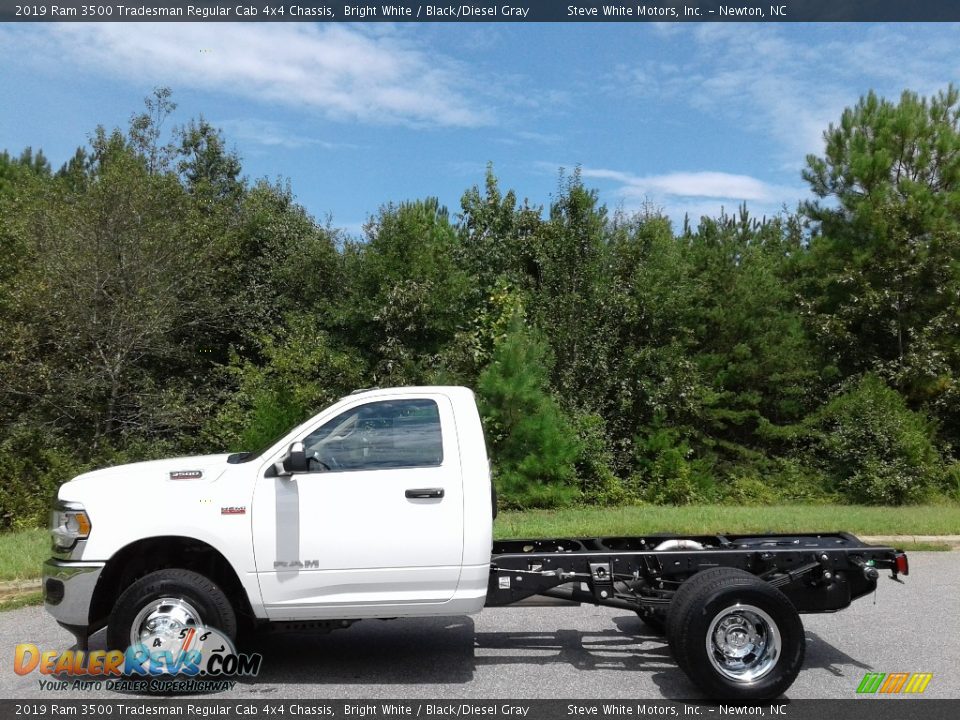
[58,454,233,500]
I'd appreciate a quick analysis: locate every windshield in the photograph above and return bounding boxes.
[226,426,297,464]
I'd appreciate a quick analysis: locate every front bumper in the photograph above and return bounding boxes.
[42,558,105,629]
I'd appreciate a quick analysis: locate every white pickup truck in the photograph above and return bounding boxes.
[44,386,908,699]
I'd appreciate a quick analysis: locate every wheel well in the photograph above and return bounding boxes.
[89,536,254,631]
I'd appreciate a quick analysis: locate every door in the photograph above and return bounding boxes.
[251,394,464,619]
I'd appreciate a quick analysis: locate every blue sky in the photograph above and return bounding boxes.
[2,22,959,235]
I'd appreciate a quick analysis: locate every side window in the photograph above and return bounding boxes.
[301,399,443,472]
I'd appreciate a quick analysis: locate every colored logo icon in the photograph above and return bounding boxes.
[857,672,932,694]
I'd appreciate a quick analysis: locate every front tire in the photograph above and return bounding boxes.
[107,569,237,652]
[665,567,804,700]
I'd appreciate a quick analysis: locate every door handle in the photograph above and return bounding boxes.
[405,488,444,499]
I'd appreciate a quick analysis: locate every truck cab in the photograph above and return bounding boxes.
[44,386,493,648]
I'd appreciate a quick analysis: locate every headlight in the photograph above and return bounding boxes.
[50,501,92,551]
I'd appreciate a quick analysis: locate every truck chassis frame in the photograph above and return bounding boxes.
[485,531,907,699]
[487,531,904,612]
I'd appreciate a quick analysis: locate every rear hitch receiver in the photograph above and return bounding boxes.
[850,556,881,582]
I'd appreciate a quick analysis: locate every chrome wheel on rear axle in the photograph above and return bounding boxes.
[705,603,781,683]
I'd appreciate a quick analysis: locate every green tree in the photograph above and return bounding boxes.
[808,375,942,504]
[603,210,706,473]
[478,314,580,508]
[801,87,960,446]
[177,117,243,204]
[458,164,543,292]
[0,150,55,439]
[687,210,820,463]
[128,86,178,173]
[205,313,366,452]
[219,179,343,342]
[0,147,51,194]
[530,170,619,410]
[448,169,544,383]
[350,198,473,384]
[4,133,226,448]
[0,92,251,457]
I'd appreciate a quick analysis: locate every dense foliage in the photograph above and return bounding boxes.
[2,87,959,527]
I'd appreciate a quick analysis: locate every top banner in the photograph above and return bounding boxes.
[4,0,960,22]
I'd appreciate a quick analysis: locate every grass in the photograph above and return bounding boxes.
[0,591,42,612]
[494,504,960,539]
[0,527,48,581]
[898,542,952,552]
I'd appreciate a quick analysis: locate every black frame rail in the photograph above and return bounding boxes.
[486,532,907,614]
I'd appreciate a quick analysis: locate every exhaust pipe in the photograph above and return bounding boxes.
[653,539,704,552]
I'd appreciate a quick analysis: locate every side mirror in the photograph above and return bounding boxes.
[277,441,308,476]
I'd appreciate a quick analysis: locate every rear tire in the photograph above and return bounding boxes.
[665,567,804,699]
[107,568,237,652]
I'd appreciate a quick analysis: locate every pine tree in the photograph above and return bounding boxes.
[477,314,580,508]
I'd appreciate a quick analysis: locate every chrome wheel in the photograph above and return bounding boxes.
[129,596,203,649]
[706,603,781,683]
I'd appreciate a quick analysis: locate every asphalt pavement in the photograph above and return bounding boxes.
[1,552,956,700]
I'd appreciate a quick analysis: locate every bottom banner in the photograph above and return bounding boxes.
[1,699,958,720]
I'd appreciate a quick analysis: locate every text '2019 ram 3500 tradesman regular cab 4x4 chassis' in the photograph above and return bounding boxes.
[44,386,909,699]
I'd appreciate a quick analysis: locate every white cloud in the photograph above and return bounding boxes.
[33,23,492,128]
[579,166,807,228]
[215,119,359,151]
[620,24,960,165]
[496,130,564,147]
[580,168,798,202]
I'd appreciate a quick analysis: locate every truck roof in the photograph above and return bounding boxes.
[343,385,473,400]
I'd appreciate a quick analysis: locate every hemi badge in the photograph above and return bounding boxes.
[170,470,203,480]
[221,506,246,515]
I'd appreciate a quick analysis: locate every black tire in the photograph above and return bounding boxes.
[665,567,804,700]
[666,567,736,670]
[636,610,666,634]
[107,569,237,652]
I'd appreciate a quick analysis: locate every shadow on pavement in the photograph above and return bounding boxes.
[802,630,873,676]
[229,613,693,695]
[61,615,870,700]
